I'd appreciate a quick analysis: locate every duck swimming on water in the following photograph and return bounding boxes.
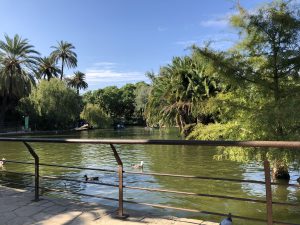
[132,161,144,169]
[0,158,6,166]
[83,175,99,182]
[220,213,232,225]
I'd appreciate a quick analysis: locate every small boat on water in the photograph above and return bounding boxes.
[74,124,91,131]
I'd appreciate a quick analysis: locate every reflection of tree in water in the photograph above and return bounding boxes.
[143,145,257,223]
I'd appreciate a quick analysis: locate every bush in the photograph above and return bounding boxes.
[18,79,82,130]
[80,103,112,128]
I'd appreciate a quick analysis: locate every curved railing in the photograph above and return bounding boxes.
[0,137,299,225]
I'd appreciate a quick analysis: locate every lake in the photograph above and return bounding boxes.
[0,127,299,224]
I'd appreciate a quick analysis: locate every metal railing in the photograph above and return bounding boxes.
[0,137,299,225]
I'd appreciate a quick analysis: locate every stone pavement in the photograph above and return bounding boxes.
[0,185,218,225]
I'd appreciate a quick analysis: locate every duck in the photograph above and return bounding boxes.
[297,177,300,184]
[83,175,99,182]
[0,158,6,166]
[132,161,144,169]
[220,213,232,225]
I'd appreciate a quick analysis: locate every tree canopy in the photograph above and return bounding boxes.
[18,79,82,130]
[187,0,300,170]
[0,34,39,122]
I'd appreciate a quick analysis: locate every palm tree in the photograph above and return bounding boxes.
[145,56,221,132]
[36,56,61,81]
[51,41,77,80]
[67,71,88,94]
[0,34,39,122]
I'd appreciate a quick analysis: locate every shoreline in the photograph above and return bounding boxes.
[0,129,76,137]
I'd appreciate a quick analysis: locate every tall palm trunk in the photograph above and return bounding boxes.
[60,58,65,80]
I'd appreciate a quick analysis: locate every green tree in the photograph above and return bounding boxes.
[145,55,221,133]
[135,81,151,123]
[0,34,39,122]
[36,56,60,81]
[120,83,136,121]
[51,41,77,80]
[80,103,111,128]
[67,71,88,94]
[189,0,300,179]
[18,79,82,130]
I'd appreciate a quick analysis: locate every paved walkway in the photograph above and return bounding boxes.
[0,185,217,225]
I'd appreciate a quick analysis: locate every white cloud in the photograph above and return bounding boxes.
[200,19,228,28]
[175,33,238,50]
[83,62,147,89]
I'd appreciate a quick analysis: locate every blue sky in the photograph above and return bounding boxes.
[0,0,270,90]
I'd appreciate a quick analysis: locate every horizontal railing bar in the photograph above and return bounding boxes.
[5,160,34,165]
[0,170,118,188]
[125,170,266,184]
[1,171,117,187]
[4,160,299,187]
[124,185,266,203]
[2,170,299,207]
[1,137,300,148]
[272,201,300,207]
[39,163,116,173]
[124,185,300,207]
[5,160,116,173]
[125,170,300,187]
[40,175,118,187]
[273,221,300,225]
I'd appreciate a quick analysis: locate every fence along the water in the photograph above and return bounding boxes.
[0,137,299,225]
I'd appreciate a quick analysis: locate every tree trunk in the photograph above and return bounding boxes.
[60,58,64,80]
[272,43,284,139]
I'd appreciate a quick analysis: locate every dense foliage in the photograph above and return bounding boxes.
[80,103,111,128]
[18,79,82,130]
[145,55,223,133]
[141,0,300,177]
[0,34,90,130]
[188,1,300,177]
[83,82,150,125]
[0,34,39,123]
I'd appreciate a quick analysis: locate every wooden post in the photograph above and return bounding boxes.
[23,142,39,201]
[264,160,273,225]
[110,144,129,218]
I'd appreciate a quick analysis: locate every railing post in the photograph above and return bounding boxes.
[110,144,129,218]
[264,160,273,225]
[23,142,39,201]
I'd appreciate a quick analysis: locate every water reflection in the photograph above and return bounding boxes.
[0,127,299,224]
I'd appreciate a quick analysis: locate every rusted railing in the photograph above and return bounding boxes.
[0,137,299,225]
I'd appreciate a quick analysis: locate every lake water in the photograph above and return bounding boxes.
[0,127,299,224]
